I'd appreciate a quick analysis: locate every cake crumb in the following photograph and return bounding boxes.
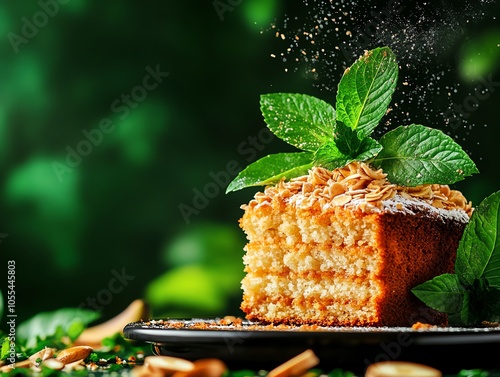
[411,322,437,330]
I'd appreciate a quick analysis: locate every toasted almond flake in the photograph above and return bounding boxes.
[360,163,387,180]
[246,162,471,216]
[331,194,352,206]
[329,182,345,197]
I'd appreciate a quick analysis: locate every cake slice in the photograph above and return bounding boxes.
[239,162,471,326]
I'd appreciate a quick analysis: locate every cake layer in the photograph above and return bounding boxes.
[242,297,379,326]
[243,202,377,247]
[241,272,380,301]
[243,242,378,275]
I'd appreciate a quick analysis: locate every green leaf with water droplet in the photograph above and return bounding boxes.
[226,152,314,193]
[260,93,335,152]
[371,124,478,186]
[336,46,398,140]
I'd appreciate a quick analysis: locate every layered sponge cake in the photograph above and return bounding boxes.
[239,162,472,326]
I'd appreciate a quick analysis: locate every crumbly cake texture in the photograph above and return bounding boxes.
[239,162,471,327]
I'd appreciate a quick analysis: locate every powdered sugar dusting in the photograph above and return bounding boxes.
[347,194,470,224]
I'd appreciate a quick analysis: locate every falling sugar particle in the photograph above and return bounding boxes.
[263,0,494,151]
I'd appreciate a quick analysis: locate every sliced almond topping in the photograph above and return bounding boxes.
[432,199,444,208]
[331,194,352,206]
[250,162,471,216]
[329,182,345,197]
[302,182,313,194]
[360,163,386,180]
[350,179,369,190]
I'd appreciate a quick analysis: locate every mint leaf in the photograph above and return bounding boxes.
[226,152,314,193]
[478,286,500,323]
[314,137,382,171]
[411,273,465,314]
[313,141,352,170]
[336,46,398,140]
[260,93,335,152]
[334,121,363,156]
[372,124,479,186]
[457,290,473,326]
[459,279,500,325]
[354,137,383,162]
[455,191,500,288]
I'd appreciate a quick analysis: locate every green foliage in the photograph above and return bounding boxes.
[412,191,500,325]
[17,308,99,350]
[455,190,500,288]
[459,29,500,81]
[4,157,82,270]
[261,93,335,151]
[1,337,10,360]
[372,125,479,186]
[336,47,398,139]
[226,152,314,193]
[146,223,245,316]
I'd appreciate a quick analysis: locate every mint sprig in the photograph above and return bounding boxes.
[226,46,478,193]
[412,191,500,325]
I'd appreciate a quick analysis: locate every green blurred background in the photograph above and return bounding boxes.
[0,1,498,323]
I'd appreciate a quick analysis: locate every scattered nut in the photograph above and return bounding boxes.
[75,299,149,348]
[365,361,442,377]
[0,359,31,372]
[132,365,165,377]
[56,346,93,365]
[42,358,65,370]
[63,359,86,372]
[29,347,56,364]
[144,355,195,374]
[267,349,320,377]
[173,358,227,377]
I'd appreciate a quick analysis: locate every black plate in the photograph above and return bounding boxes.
[123,318,500,374]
